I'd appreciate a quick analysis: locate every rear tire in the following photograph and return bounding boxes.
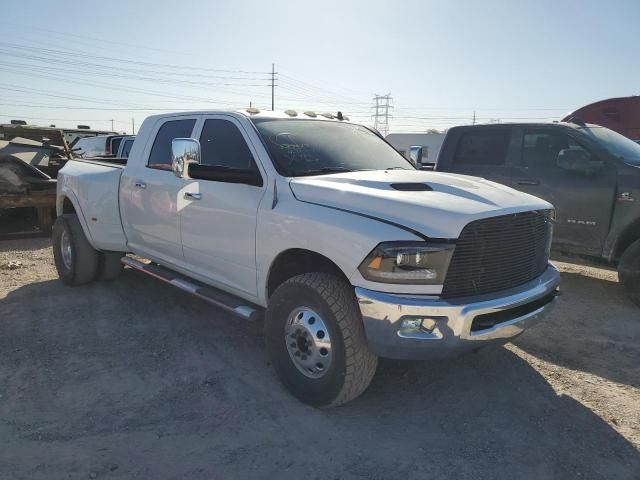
[619,238,640,308]
[52,214,99,286]
[97,251,124,281]
[265,272,378,407]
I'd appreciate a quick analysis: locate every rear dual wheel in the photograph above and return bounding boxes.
[265,273,378,407]
[52,214,123,285]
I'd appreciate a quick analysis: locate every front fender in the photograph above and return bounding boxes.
[255,192,423,306]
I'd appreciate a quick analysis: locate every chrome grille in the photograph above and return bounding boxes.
[442,210,553,298]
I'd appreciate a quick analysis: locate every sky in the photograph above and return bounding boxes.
[0,0,638,134]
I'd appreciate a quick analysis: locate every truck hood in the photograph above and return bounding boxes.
[289,170,552,238]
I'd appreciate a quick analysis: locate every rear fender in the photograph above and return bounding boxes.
[56,186,98,250]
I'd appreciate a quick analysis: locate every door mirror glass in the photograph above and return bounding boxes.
[557,148,603,173]
[171,138,200,178]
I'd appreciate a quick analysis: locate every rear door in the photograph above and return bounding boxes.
[180,115,266,297]
[510,126,616,252]
[120,116,198,264]
[442,126,516,185]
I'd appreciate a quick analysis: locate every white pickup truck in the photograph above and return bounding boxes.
[54,109,560,407]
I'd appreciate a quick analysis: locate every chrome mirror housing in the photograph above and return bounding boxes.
[171,138,201,178]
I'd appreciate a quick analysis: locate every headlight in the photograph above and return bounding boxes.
[358,241,455,284]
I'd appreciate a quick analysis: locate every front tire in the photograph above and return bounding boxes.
[619,238,640,308]
[265,273,378,407]
[52,214,99,286]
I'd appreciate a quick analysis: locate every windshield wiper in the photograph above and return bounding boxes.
[293,166,353,176]
[384,166,409,170]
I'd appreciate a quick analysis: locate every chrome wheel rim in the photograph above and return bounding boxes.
[60,229,73,270]
[285,307,333,379]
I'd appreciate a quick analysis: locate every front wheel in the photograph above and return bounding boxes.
[265,273,378,407]
[619,238,640,308]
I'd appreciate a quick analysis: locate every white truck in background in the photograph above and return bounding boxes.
[53,109,560,406]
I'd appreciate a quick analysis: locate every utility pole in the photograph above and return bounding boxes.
[132,117,135,135]
[270,63,277,111]
[110,119,114,131]
[472,111,476,125]
[371,94,392,137]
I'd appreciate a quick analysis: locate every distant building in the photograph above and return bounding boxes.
[385,132,446,165]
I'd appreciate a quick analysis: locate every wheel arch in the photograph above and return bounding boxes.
[612,218,640,262]
[266,248,350,299]
[55,190,97,249]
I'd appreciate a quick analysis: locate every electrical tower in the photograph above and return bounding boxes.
[372,94,393,136]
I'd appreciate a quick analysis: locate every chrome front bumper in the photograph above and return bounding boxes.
[355,264,561,360]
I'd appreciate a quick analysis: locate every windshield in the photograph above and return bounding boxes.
[582,126,640,166]
[252,118,414,176]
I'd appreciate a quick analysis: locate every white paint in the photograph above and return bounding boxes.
[57,110,553,307]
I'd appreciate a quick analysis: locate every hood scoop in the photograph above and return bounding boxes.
[390,183,433,192]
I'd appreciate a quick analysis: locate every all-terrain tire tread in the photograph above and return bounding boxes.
[280,272,378,407]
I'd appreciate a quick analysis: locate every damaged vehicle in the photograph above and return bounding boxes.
[0,122,118,233]
[53,109,560,406]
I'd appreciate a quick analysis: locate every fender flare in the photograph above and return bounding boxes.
[56,187,99,250]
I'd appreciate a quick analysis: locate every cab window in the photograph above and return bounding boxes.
[199,119,257,170]
[453,129,510,165]
[121,139,134,158]
[148,119,196,170]
[522,130,588,168]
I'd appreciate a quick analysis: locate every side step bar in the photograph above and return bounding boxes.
[121,256,262,322]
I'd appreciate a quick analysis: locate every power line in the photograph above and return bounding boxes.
[0,41,271,75]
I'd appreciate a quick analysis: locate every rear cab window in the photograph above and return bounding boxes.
[147,119,197,170]
[453,128,511,166]
[110,137,124,155]
[121,139,134,158]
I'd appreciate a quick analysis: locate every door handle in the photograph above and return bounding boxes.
[517,179,540,186]
[184,192,202,200]
[134,181,147,189]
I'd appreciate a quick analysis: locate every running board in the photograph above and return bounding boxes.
[121,256,262,322]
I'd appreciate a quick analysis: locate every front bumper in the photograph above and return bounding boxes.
[355,264,560,360]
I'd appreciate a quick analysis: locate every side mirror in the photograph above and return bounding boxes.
[409,145,427,168]
[557,148,603,173]
[171,138,200,178]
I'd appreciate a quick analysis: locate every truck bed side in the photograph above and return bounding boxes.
[56,159,128,252]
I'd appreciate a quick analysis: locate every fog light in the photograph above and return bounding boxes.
[400,318,423,330]
[400,317,440,332]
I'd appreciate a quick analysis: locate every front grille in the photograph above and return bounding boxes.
[442,210,552,298]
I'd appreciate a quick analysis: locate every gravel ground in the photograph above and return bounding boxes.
[0,238,638,480]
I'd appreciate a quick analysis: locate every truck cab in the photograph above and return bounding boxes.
[435,122,640,304]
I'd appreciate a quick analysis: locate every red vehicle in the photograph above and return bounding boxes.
[563,96,640,141]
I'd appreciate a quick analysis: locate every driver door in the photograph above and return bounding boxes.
[180,115,266,298]
[511,127,616,253]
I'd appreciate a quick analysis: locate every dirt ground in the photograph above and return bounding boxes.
[0,238,638,480]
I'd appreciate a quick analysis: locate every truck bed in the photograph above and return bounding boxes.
[57,159,128,252]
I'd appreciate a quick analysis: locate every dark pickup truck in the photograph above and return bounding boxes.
[435,121,640,305]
